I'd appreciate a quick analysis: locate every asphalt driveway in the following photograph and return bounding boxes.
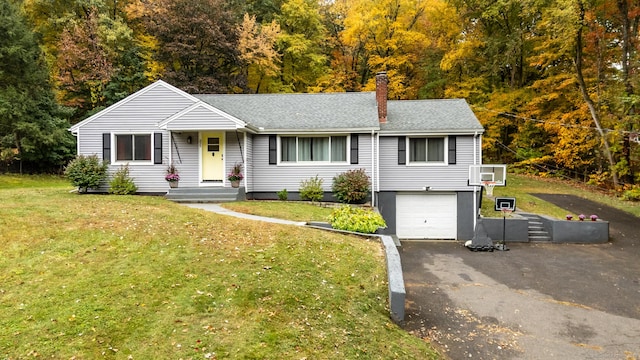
[399,194,640,359]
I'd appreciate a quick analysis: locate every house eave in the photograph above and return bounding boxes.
[258,127,379,134]
[378,129,484,136]
[157,101,249,130]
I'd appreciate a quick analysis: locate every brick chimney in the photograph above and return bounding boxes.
[375,71,388,123]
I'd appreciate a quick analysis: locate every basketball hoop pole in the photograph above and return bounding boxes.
[494,198,515,249]
[501,209,513,246]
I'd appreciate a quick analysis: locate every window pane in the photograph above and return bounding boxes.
[409,138,426,162]
[207,137,219,152]
[331,136,347,162]
[281,137,296,162]
[427,138,445,162]
[298,138,312,161]
[134,135,152,161]
[312,137,329,161]
[116,135,133,161]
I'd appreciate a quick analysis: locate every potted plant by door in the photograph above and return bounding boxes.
[165,164,180,188]
[227,162,243,188]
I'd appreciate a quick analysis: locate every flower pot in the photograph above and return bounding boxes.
[231,180,240,188]
[169,181,179,188]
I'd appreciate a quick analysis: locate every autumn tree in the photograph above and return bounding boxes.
[55,9,114,115]
[340,0,430,99]
[275,0,329,92]
[238,14,282,93]
[141,0,245,93]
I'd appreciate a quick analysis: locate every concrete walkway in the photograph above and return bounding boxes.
[183,203,308,226]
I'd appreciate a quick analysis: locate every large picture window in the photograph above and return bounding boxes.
[280,136,347,163]
[409,137,445,163]
[116,134,152,162]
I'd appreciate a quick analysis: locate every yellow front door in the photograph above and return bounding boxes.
[201,132,224,182]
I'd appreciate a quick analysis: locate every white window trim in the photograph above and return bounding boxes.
[277,134,350,165]
[406,136,448,166]
[111,132,155,165]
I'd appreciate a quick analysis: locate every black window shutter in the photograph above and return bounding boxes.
[398,136,406,165]
[448,136,456,165]
[268,135,277,165]
[102,133,111,163]
[154,133,163,164]
[350,134,359,164]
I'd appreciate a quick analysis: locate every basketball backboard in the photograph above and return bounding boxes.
[494,197,516,211]
[469,164,507,186]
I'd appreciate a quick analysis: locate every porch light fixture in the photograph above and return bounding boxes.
[187,136,192,144]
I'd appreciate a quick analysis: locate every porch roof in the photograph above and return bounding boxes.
[158,101,252,131]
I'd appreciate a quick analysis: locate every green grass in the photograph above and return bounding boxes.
[0,176,440,359]
[0,174,68,189]
[481,174,640,218]
[222,201,335,222]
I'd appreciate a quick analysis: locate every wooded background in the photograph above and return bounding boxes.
[1,0,639,189]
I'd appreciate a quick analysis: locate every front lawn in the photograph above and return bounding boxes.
[221,200,335,222]
[0,177,440,359]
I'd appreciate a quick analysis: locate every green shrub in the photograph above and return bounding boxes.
[277,188,288,201]
[64,155,108,193]
[109,164,138,195]
[328,205,387,234]
[622,185,640,201]
[299,175,324,202]
[332,168,370,203]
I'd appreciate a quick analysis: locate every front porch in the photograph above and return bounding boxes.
[165,186,246,203]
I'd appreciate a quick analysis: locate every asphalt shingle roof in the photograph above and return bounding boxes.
[382,99,484,133]
[195,92,379,131]
[195,92,482,133]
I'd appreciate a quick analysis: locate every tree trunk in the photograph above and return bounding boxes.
[617,0,635,184]
[574,2,619,188]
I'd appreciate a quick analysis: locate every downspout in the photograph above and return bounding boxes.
[371,130,375,207]
[376,132,380,204]
[243,132,248,191]
[473,131,479,229]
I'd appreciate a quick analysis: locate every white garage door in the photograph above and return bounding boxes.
[396,193,457,239]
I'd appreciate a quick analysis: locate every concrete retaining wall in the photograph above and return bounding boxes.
[380,235,405,323]
[479,217,530,242]
[540,215,609,243]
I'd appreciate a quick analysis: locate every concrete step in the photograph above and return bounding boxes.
[165,186,244,203]
[522,213,551,242]
[530,235,552,242]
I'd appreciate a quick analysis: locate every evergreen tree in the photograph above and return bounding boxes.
[0,1,75,173]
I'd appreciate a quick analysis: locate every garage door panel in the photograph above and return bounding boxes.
[396,194,457,239]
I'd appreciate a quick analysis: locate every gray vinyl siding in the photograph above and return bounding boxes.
[224,131,245,187]
[245,134,254,192]
[378,135,479,192]
[169,132,200,187]
[250,134,374,192]
[76,84,196,192]
[164,106,240,131]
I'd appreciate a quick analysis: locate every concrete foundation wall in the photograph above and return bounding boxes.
[376,192,397,235]
[457,192,478,240]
